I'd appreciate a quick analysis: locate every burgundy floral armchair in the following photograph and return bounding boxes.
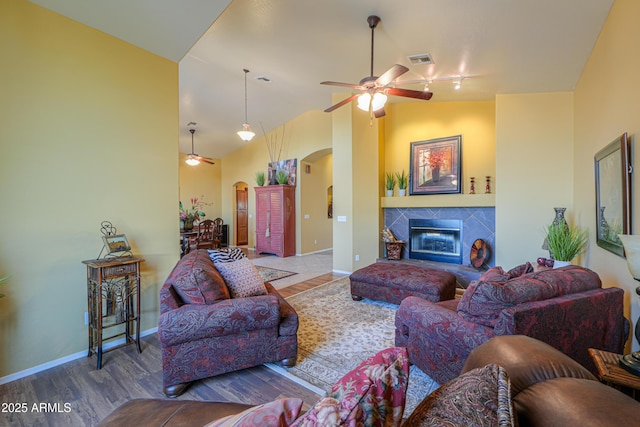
[158,250,298,397]
[395,264,628,384]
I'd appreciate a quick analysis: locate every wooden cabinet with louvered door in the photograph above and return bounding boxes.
[255,185,295,257]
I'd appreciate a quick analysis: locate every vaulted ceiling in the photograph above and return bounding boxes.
[31,0,614,158]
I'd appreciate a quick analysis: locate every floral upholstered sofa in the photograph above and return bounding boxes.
[157,249,298,397]
[395,263,629,384]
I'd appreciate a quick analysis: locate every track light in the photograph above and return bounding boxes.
[453,78,463,90]
[237,69,255,142]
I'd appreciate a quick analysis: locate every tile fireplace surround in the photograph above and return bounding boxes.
[384,207,496,269]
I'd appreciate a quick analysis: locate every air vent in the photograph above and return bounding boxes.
[408,53,434,65]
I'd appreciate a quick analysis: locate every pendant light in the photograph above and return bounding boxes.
[237,69,255,141]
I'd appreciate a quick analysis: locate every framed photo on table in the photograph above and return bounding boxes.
[410,135,462,195]
[102,234,131,254]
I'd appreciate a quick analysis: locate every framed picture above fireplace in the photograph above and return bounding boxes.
[410,135,462,195]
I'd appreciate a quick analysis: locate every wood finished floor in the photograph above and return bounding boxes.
[0,271,346,427]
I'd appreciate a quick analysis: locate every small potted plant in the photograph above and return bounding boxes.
[385,172,396,197]
[545,222,589,268]
[275,169,289,185]
[255,171,266,186]
[396,170,408,196]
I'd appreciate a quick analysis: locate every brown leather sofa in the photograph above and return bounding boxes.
[462,335,640,426]
[99,335,640,426]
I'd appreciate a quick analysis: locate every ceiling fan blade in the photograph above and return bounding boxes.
[321,81,363,90]
[385,87,433,100]
[196,156,215,165]
[324,94,360,113]
[376,64,409,87]
[374,108,386,119]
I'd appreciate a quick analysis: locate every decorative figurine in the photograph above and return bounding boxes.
[469,177,476,194]
[485,176,491,194]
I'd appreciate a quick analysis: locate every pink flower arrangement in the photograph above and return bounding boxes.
[179,196,211,222]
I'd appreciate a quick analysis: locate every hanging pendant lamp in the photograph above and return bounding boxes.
[237,69,255,141]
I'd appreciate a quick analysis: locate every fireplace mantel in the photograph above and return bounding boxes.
[382,194,495,209]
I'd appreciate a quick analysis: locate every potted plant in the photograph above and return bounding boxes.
[396,170,408,196]
[545,222,589,268]
[385,172,396,197]
[255,171,266,186]
[275,169,289,185]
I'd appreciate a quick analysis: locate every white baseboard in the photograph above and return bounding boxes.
[0,327,158,385]
[333,269,352,275]
[296,248,333,256]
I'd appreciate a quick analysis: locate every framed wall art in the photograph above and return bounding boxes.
[410,135,462,195]
[594,132,631,257]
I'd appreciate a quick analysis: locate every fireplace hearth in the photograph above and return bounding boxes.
[409,219,463,264]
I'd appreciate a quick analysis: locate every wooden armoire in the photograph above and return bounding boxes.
[255,185,295,257]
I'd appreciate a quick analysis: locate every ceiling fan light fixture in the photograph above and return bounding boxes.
[237,123,255,141]
[357,92,387,112]
[238,69,255,142]
[186,155,200,166]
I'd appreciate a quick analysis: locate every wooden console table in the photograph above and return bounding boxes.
[589,348,640,400]
[82,256,143,369]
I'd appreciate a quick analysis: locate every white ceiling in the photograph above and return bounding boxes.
[31,0,614,159]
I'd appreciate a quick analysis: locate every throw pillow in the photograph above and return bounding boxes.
[291,347,409,427]
[290,397,341,427]
[214,258,267,298]
[403,364,515,427]
[205,398,303,427]
[170,250,230,304]
[209,247,247,263]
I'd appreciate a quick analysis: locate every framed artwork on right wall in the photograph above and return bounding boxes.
[594,132,631,257]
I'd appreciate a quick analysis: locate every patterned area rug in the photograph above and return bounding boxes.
[267,277,440,415]
[255,265,298,282]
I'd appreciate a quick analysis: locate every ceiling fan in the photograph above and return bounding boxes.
[321,15,433,118]
[185,128,215,166]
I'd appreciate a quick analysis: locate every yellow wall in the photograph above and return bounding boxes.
[299,154,333,253]
[384,101,496,195]
[495,93,574,268]
[573,0,640,351]
[0,1,179,377]
[179,153,223,221]
[220,110,332,252]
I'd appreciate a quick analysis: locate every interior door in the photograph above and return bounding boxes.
[236,187,248,245]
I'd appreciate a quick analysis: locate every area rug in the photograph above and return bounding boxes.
[255,265,298,282]
[266,277,440,415]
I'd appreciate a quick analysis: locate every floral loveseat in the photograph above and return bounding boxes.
[395,263,629,384]
[158,249,298,397]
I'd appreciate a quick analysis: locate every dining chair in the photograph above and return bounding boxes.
[191,219,215,251]
[212,218,224,249]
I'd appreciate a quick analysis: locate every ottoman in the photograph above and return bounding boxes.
[350,262,456,305]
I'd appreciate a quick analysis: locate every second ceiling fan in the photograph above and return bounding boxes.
[321,15,433,118]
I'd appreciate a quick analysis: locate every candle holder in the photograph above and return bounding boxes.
[469,177,476,194]
[485,176,491,194]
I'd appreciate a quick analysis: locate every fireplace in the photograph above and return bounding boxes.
[409,219,463,264]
